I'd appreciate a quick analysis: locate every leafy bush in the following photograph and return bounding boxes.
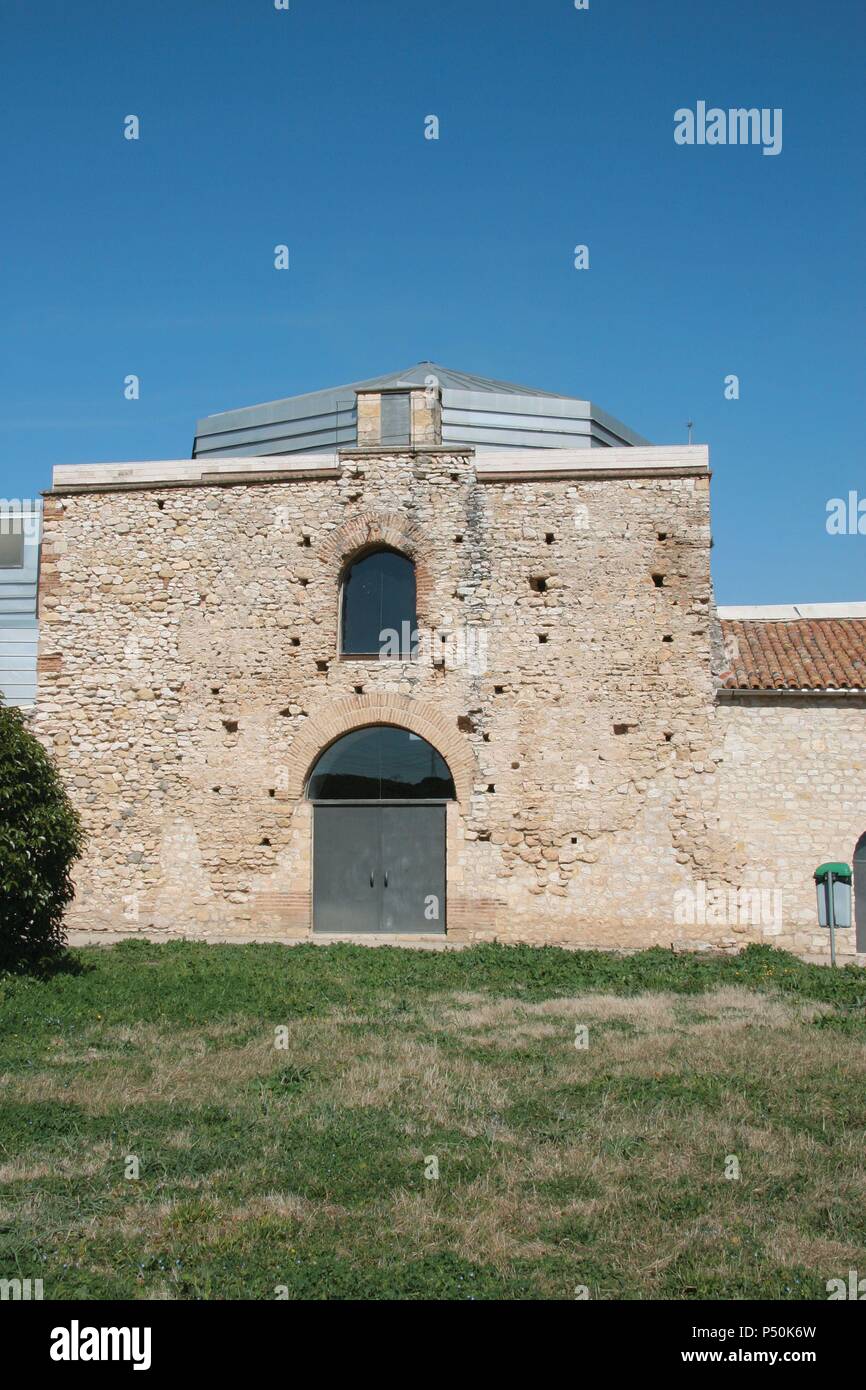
[0,703,83,970]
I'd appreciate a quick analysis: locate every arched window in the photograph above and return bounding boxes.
[340,548,416,658]
[307,726,455,800]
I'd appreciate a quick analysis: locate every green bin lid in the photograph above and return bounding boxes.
[814,862,852,882]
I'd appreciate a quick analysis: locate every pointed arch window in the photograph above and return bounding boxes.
[340,547,416,658]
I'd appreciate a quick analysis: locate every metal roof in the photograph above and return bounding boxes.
[192,362,649,458]
[348,363,573,397]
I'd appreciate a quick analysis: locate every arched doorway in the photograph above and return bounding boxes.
[855,833,866,952]
[307,725,456,934]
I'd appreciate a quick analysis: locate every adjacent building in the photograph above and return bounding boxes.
[0,500,41,708]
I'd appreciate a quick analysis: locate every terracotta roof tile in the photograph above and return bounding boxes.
[720,618,866,691]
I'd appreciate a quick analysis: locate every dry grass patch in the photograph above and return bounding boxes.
[3,944,866,1300]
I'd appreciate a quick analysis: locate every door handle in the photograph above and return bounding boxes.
[384,870,389,888]
[370,870,374,887]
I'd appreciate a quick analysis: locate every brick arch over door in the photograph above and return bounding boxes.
[284,695,475,806]
[320,512,434,620]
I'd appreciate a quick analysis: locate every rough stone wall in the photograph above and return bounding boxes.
[715,696,866,960]
[34,445,810,951]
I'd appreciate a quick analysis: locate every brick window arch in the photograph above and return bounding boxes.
[307,724,456,800]
[283,695,475,806]
[321,513,434,622]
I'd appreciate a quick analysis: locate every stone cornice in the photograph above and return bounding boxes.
[48,445,709,494]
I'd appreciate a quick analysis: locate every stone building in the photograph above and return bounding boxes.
[31,366,866,959]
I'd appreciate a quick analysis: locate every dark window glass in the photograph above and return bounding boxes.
[0,521,24,568]
[341,548,416,657]
[308,726,455,800]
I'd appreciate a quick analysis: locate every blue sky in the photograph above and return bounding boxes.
[1,0,864,602]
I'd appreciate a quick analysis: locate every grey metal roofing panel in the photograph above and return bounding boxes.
[589,402,649,446]
[0,624,37,707]
[442,409,597,434]
[589,419,645,448]
[0,598,39,615]
[0,631,38,652]
[0,614,41,628]
[0,580,40,602]
[439,388,647,450]
[443,423,594,450]
[378,364,570,397]
[442,412,597,438]
[193,420,356,457]
[0,508,40,622]
[200,391,358,434]
[192,363,648,457]
[440,388,591,417]
[197,363,569,428]
[0,685,37,707]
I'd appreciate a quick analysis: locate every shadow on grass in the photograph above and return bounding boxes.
[0,948,92,981]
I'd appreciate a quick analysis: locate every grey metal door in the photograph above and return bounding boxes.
[855,835,866,951]
[313,805,381,933]
[381,805,446,934]
[380,391,411,445]
[313,804,446,933]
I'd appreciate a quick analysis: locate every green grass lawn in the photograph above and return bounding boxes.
[2,940,866,1300]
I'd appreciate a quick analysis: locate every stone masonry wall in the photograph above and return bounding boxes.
[715,696,866,961]
[35,445,848,954]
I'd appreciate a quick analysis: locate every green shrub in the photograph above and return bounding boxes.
[0,703,83,970]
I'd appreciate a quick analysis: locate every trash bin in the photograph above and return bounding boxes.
[814,863,852,929]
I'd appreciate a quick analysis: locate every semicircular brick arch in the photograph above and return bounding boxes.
[320,512,433,618]
[284,694,475,806]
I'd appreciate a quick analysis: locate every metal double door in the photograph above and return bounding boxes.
[313,803,446,934]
